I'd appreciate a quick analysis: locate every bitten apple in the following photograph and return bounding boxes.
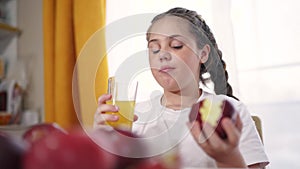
[189,98,237,139]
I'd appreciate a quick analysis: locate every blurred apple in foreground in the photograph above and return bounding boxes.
[90,127,181,169]
[189,98,237,139]
[22,124,182,169]
[0,133,25,169]
[135,149,181,169]
[23,129,114,169]
[90,127,146,169]
[22,123,67,146]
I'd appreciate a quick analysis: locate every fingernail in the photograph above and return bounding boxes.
[113,115,119,120]
[115,106,119,111]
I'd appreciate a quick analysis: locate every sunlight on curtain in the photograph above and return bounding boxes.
[44,0,107,129]
[74,0,108,128]
[44,0,79,129]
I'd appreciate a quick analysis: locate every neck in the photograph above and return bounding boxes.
[162,88,201,110]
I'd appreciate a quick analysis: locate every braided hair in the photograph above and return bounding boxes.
[149,7,238,100]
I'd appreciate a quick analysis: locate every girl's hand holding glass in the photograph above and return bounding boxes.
[93,78,138,131]
[93,94,119,129]
[93,94,139,129]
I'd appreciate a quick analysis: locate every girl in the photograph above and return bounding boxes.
[94,7,269,168]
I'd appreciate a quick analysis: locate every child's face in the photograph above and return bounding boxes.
[147,16,203,92]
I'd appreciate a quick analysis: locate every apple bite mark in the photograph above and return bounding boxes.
[189,98,237,139]
[200,99,222,127]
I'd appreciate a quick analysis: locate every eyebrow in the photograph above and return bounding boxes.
[147,34,185,46]
[169,34,184,39]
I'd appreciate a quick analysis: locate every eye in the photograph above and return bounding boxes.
[152,48,160,54]
[170,40,183,50]
[148,43,160,54]
[172,45,183,49]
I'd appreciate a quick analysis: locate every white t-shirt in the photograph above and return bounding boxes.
[132,90,269,168]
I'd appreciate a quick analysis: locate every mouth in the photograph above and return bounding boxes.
[159,65,175,73]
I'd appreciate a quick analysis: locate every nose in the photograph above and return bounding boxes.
[159,49,171,61]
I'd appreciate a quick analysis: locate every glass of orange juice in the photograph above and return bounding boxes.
[105,77,138,131]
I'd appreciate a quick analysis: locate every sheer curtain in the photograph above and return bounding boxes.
[231,1,300,169]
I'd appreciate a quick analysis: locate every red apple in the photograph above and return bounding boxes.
[135,159,166,169]
[189,98,237,139]
[22,123,67,146]
[0,134,25,169]
[114,129,147,169]
[135,150,181,169]
[90,128,146,169]
[23,129,114,169]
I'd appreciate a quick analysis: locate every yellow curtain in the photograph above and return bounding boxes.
[43,0,108,129]
[73,0,108,128]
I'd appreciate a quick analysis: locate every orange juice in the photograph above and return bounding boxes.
[105,100,135,131]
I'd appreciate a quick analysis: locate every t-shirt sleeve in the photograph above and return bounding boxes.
[236,101,270,166]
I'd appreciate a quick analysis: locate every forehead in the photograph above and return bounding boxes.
[148,15,194,39]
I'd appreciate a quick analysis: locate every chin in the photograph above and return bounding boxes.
[152,71,178,90]
[158,77,179,92]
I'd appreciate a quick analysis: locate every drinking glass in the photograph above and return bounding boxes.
[105,77,138,131]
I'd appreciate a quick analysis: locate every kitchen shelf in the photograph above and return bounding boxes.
[0,22,21,39]
[0,124,31,139]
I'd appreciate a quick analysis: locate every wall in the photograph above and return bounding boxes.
[17,0,44,119]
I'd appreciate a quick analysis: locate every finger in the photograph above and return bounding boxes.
[222,118,240,146]
[94,113,105,126]
[96,104,119,114]
[235,114,243,132]
[198,123,210,143]
[187,121,207,144]
[133,114,138,122]
[94,104,119,125]
[101,114,119,122]
[95,113,119,125]
[187,121,200,139]
[201,122,223,145]
[97,94,112,105]
[93,124,110,130]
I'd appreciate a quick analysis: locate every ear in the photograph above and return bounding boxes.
[198,44,210,63]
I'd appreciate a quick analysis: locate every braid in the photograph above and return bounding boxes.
[151,7,238,100]
[199,20,238,100]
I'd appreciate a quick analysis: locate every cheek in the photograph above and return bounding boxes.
[150,68,159,79]
[148,55,159,69]
[180,54,200,76]
[179,50,200,65]
[148,56,159,77]
[189,58,200,72]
